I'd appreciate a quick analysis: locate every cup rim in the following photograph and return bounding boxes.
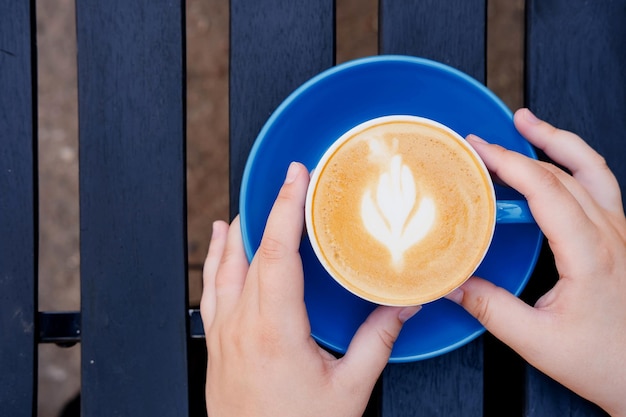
[305,114,497,306]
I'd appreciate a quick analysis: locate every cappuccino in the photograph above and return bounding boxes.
[305,116,496,306]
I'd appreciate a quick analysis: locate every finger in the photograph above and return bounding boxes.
[200,220,229,331]
[467,135,600,262]
[213,216,249,319]
[514,108,623,214]
[446,277,550,363]
[338,305,420,388]
[471,133,609,227]
[251,162,310,322]
[537,161,609,226]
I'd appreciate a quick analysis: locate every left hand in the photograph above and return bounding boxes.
[201,162,420,417]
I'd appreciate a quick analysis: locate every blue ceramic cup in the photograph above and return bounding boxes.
[240,55,543,362]
[304,114,534,307]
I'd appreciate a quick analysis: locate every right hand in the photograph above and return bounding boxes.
[447,108,626,417]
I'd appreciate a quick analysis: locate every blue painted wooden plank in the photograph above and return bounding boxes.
[526,0,626,195]
[379,1,487,416]
[379,0,486,80]
[0,1,38,415]
[383,342,484,417]
[229,0,335,217]
[525,367,608,417]
[75,1,189,415]
[524,0,625,415]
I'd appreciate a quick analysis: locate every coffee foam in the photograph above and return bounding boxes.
[308,119,495,305]
[360,151,436,267]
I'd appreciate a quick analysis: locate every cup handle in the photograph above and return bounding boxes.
[496,200,535,224]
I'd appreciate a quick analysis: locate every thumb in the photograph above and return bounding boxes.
[446,276,545,354]
[337,305,421,387]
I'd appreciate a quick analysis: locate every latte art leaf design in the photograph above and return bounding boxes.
[360,155,436,266]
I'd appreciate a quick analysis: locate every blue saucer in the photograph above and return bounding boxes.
[239,55,543,362]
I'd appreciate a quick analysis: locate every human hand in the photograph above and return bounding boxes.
[200,162,421,417]
[447,108,626,416]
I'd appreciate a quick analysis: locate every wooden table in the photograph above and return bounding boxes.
[1,0,624,415]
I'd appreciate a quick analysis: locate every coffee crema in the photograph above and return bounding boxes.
[306,116,496,306]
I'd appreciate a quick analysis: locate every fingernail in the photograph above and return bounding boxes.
[284,162,299,184]
[467,134,488,144]
[211,221,223,240]
[445,288,464,304]
[398,305,422,323]
[524,108,541,124]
